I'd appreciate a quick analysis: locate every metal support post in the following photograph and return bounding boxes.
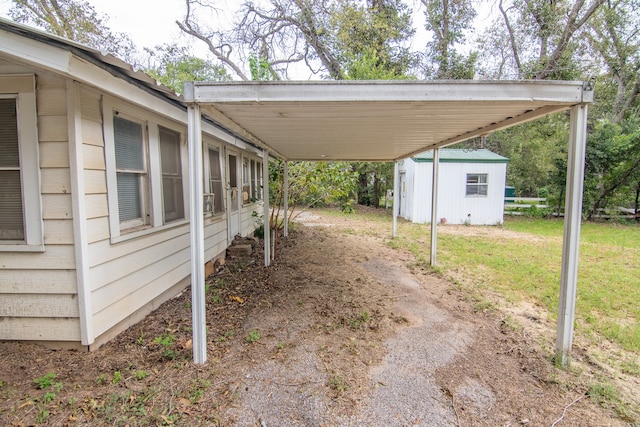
[430,148,440,266]
[556,104,589,366]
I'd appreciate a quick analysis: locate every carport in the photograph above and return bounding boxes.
[184,80,593,367]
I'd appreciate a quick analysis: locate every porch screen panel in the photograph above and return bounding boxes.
[0,98,24,240]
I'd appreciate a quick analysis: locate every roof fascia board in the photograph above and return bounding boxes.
[412,158,509,163]
[198,104,287,160]
[191,80,591,104]
[0,30,189,124]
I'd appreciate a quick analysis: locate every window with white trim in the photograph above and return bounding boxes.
[0,75,43,251]
[207,147,224,214]
[251,160,263,201]
[113,114,150,230]
[242,156,251,204]
[0,98,23,240]
[466,173,488,196]
[159,126,184,223]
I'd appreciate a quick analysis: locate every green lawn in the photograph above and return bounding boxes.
[379,213,640,352]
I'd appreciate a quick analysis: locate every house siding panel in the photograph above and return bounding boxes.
[0,66,81,345]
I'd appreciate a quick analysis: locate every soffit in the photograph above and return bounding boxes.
[188,80,593,161]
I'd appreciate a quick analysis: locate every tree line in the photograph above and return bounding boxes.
[9,0,640,219]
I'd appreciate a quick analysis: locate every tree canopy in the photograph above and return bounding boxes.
[8,0,640,217]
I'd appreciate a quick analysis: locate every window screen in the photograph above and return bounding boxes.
[0,98,24,240]
[208,148,224,214]
[114,115,148,227]
[160,127,184,223]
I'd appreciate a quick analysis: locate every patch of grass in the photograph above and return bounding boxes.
[133,370,150,381]
[245,330,261,343]
[33,372,57,390]
[188,378,212,403]
[329,374,350,393]
[112,371,122,385]
[154,333,178,359]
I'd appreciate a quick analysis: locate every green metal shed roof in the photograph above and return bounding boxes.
[412,148,509,163]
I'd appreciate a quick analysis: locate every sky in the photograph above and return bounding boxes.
[0,0,495,79]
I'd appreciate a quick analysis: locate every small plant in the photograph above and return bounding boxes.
[96,374,107,385]
[112,371,122,385]
[329,375,350,393]
[36,408,50,424]
[42,392,56,404]
[133,370,149,380]
[245,330,261,343]
[136,332,145,346]
[276,342,285,350]
[216,330,235,342]
[154,333,178,359]
[33,372,56,390]
[188,378,212,403]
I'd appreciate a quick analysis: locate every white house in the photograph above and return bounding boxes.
[0,19,265,350]
[398,149,509,225]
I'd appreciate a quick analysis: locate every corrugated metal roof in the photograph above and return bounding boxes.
[412,148,509,163]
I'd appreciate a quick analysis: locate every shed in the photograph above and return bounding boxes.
[0,18,265,350]
[398,149,509,225]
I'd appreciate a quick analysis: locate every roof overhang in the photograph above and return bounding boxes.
[184,80,594,162]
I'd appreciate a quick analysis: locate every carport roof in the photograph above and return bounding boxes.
[184,80,593,162]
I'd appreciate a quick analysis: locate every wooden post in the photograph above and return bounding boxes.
[283,161,289,238]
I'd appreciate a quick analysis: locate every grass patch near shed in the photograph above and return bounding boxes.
[384,214,640,352]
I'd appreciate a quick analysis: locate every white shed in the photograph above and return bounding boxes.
[398,149,509,225]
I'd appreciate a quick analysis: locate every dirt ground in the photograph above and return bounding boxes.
[0,208,636,426]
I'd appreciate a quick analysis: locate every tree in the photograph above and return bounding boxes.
[586,0,640,123]
[421,0,477,79]
[331,0,415,79]
[583,118,640,218]
[480,0,606,80]
[9,0,138,63]
[144,44,231,94]
[268,159,358,231]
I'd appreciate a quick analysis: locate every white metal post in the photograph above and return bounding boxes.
[187,103,207,364]
[263,150,271,266]
[393,161,399,237]
[430,148,440,266]
[556,104,589,366]
[283,161,289,238]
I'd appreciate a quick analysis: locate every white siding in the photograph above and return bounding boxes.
[400,158,507,225]
[0,57,263,348]
[0,65,81,343]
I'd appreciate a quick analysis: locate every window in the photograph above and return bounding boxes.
[466,174,488,196]
[252,160,263,201]
[159,127,184,223]
[207,148,224,214]
[114,115,150,230]
[0,75,43,250]
[0,98,23,240]
[242,157,251,204]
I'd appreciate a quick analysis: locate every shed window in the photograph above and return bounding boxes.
[0,75,43,251]
[159,126,184,223]
[466,173,488,196]
[114,115,150,230]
